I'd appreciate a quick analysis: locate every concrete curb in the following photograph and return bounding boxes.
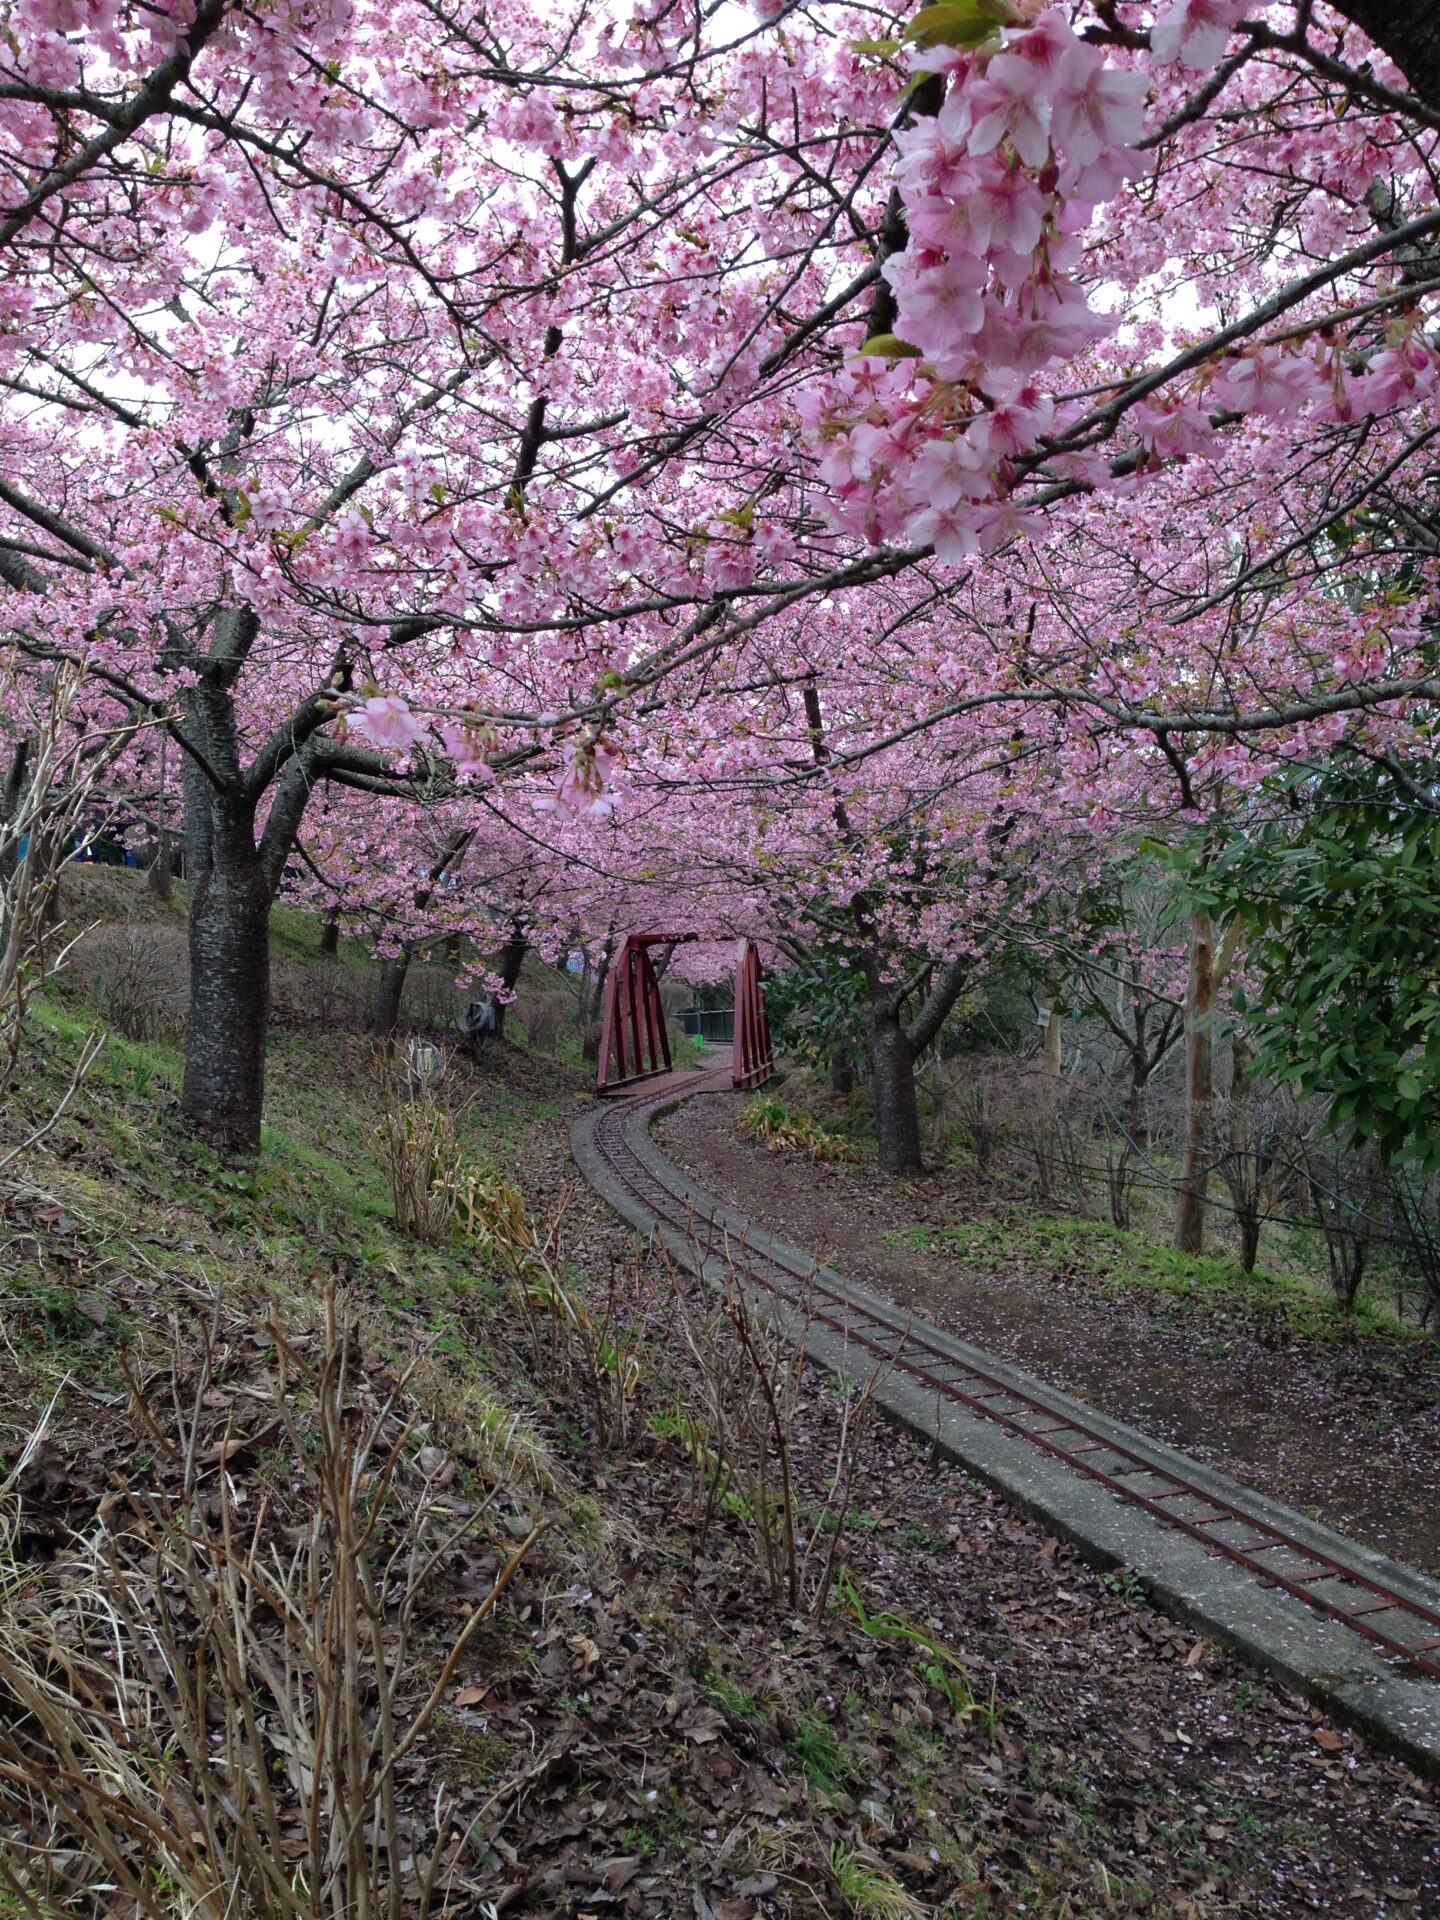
[573,1091,1440,1777]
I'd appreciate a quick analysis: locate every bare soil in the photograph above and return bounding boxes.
[659,1091,1440,1579]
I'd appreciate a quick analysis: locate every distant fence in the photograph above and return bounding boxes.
[679,1007,734,1044]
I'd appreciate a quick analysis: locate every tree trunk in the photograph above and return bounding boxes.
[148,729,174,902]
[1041,988,1062,1076]
[491,929,527,1036]
[1227,1029,1262,1271]
[872,1014,922,1174]
[372,951,409,1041]
[863,947,970,1176]
[319,914,340,960]
[370,828,475,1041]
[831,1056,854,1096]
[0,737,29,886]
[181,845,271,1151]
[1336,4,1440,112]
[1127,1057,1150,1151]
[147,841,174,902]
[582,941,613,1064]
[1174,909,1214,1255]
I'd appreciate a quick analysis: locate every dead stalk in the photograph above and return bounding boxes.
[668,1245,881,1618]
[0,1288,546,1919]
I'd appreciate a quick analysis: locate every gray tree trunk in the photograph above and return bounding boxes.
[370,828,475,1041]
[181,838,271,1150]
[872,1013,923,1174]
[1229,1030,1261,1273]
[372,952,409,1040]
[1174,909,1215,1255]
[175,690,275,1151]
[864,948,972,1175]
[582,941,613,1064]
[1041,989,1062,1076]
[491,929,527,1036]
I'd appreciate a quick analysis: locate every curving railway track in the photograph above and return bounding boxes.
[576,1072,1440,1731]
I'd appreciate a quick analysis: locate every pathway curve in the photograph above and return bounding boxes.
[574,1075,1440,1777]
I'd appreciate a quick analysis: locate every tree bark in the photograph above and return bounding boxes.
[150,603,425,1146]
[1228,1029,1261,1272]
[872,1011,923,1174]
[147,728,174,902]
[1174,909,1214,1255]
[864,949,972,1175]
[175,679,277,1152]
[181,837,271,1150]
[490,927,527,1036]
[0,737,29,886]
[1335,5,1440,113]
[1128,1057,1150,1150]
[581,939,614,1064]
[1041,984,1062,1076]
[369,829,475,1041]
[147,840,174,902]
[372,951,409,1040]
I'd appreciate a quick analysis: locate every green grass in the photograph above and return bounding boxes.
[268,897,371,968]
[827,1842,921,1918]
[4,985,544,1415]
[893,1208,1417,1342]
[785,1709,851,1796]
[703,1673,767,1722]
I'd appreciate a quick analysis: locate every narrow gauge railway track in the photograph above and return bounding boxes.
[589,1081,1440,1688]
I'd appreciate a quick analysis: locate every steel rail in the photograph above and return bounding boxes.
[590,1084,1440,1684]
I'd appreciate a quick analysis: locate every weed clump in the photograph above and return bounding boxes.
[738,1093,859,1162]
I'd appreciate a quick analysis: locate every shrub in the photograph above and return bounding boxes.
[76,923,189,1044]
[270,957,372,1031]
[513,989,566,1054]
[370,1094,465,1241]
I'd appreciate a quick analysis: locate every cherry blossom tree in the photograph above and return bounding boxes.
[8,0,1440,1168]
[0,0,908,1144]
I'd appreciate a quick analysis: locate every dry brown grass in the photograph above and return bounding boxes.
[0,1292,546,1920]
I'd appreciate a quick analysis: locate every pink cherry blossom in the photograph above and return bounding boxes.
[1052,47,1148,167]
[1150,0,1249,71]
[438,720,495,776]
[910,501,983,562]
[966,52,1054,168]
[1211,348,1320,417]
[351,695,426,752]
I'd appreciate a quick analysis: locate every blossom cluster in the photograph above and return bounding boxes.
[806,2,1440,563]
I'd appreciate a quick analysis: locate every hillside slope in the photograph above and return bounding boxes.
[0,882,1436,1920]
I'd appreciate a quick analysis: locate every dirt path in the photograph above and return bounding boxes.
[659,1092,1440,1578]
